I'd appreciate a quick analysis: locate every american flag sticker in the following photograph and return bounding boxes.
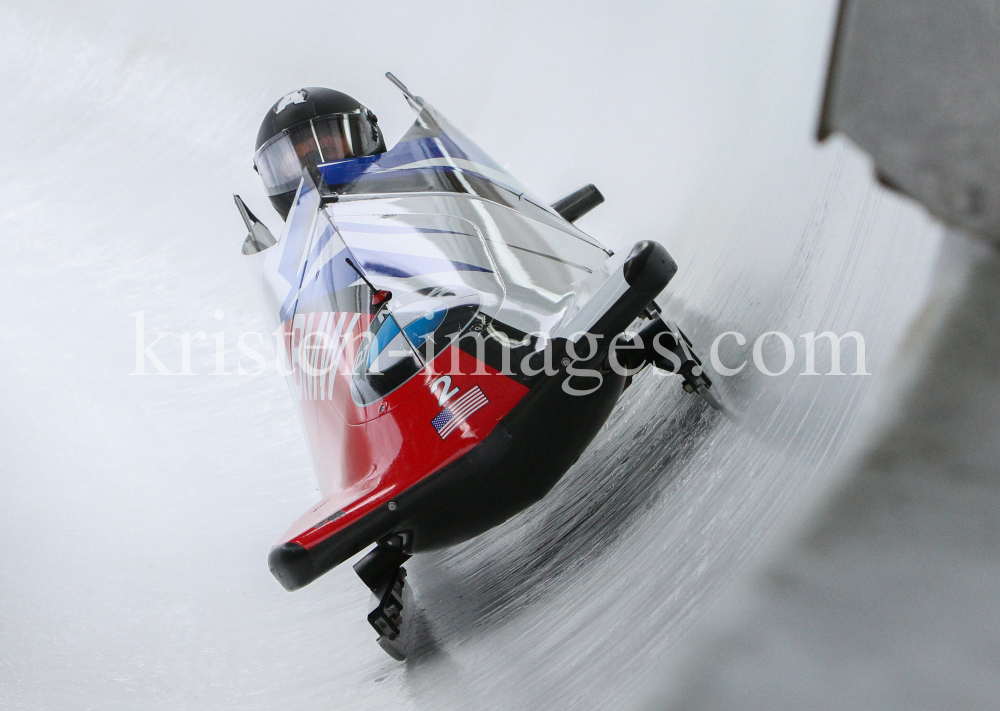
[430,386,489,439]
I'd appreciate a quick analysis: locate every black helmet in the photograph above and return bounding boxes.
[254,87,387,219]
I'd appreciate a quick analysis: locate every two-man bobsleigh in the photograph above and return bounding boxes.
[234,73,719,659]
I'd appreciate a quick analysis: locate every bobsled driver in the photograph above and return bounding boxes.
[254,87,387,220]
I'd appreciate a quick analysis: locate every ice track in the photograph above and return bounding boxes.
[0,2,944,709]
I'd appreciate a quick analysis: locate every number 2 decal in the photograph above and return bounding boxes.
[429,375,460,406]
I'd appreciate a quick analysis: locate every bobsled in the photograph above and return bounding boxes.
[235,74,718,659]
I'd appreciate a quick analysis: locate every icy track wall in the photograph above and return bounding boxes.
[0,2,946,709]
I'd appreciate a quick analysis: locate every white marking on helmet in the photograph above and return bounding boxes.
[275,90,308,114]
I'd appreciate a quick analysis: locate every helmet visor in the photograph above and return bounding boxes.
[254,112,380,196]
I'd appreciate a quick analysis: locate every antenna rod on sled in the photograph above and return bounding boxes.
[346,258,377,292]
[385,72,422,111]
[346,258,392,307]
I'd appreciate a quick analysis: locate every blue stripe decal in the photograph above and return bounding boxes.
[335,222,474,237]
[277,182,319,284]
[323,163,524,199]
[290,247,492,314]
[376,165,525,197]
[356,249,490,278]
[317,132,514,191]
[294,247,357,315]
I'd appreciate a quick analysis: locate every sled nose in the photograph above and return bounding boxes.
[623,240,677,294]
[574,240,678,365]
[268,542,313,592]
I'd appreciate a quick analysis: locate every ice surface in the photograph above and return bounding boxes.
[0,2,943,709]
[644,230,1000,710]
